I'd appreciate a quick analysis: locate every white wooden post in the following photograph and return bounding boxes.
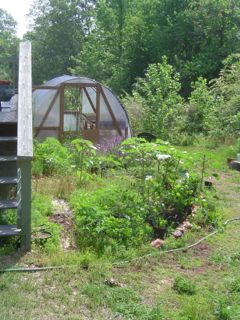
[17,41,33,251]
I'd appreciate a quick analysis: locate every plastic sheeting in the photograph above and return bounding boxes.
[33,75,131,146]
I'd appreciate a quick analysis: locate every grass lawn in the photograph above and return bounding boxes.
[0,144,239,320]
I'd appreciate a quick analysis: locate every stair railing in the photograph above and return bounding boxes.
[17,41,33,251]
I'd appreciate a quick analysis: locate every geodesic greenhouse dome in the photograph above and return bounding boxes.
[33,75,131,147]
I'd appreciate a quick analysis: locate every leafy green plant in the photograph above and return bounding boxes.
[186,77,216,135]
[132,57,184,141]
[69,138,97,185]
[210,57,240,139]
[70,183,151,253]
[179,296,214,320]
[173,276,197,295]
[215,298,232,320]
[229,277,240,293]
[33,138,71,176]
[69,138,217,253]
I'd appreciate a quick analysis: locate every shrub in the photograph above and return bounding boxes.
[210,57,240,138]
[186,77,216,135]
[33,138,71,176]
[119,138,202,231]
[215,298,232,320]
[69,138,216,253]
[173,276,197,295]
[132,57,184,140]
[70,183,151,253]
[229,277,240,293]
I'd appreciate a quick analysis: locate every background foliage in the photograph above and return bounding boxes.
[1,0,240,140]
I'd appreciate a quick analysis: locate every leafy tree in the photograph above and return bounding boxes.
[72,0,131,92]
[71,0,240,96]
[184,77,216,135]
[210,55,240,137]
[133,57,184,140]
[133,0,240,96]
[0,9,18,83]
[26,0,95,84]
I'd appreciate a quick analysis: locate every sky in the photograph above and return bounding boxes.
[0,0,34,38]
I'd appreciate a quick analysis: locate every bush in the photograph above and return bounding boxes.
[229,277,240,293]
[70,183,151,253]
[210,57,240,138]
[119,138,201,228]
[132,57,184,141]
[69,139,213,253]
[33,138,71,176]
[173,276,197,295]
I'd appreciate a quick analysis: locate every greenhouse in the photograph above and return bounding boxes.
[32,75,131,146]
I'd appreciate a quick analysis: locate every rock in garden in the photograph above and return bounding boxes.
[182,221,192,229]
[151,239,164,248]
[172,230,183,238]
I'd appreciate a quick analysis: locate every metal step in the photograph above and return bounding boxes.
[0,200,17,209]
[0,177,17,185]
[0,156,17,162]
[0,137,17,142]
[0,111,17,123]
[0,225,21,236]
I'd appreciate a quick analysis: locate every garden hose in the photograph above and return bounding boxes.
[0,217,240,273]
[113,217,240,266]
[31,225,52,240]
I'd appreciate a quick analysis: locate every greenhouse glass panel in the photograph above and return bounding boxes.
[33,75,132,148]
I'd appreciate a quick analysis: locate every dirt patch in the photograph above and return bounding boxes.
[50,199,76,251]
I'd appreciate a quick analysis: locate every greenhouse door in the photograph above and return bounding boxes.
[63,86,82,135]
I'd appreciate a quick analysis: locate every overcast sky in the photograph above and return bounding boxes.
[0,0,34,38]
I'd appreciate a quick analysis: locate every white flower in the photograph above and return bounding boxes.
[145,175,153,181]
[156,154,171,161]
[181,172,189,179]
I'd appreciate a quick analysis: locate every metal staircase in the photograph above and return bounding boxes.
[0,42,32,251]
[0,111,21,236]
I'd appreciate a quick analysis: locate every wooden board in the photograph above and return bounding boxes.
[17,42,33,159]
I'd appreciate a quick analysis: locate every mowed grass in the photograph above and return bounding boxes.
[0,143,240,319]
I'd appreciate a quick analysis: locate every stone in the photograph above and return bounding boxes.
[172,230,183,238]
[182,221,192,229]
[151,238,164,248]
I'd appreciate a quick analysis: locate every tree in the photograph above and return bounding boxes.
[72,0,132,93]
[209,55,240,137]
[132,57,184,140]
[0,9,18,83]
[26,0,95,84]
[132,0,240,96]
[184,77,215,135]
[72,0,240,95]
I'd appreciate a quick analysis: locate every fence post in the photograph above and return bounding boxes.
[17,41,33,251]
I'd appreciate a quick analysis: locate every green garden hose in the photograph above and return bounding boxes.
[0,217,240,273]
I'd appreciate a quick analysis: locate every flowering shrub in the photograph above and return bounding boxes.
[33,137,216,253]
[70,138,205,252]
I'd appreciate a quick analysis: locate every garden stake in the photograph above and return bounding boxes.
[200,154,206,191]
